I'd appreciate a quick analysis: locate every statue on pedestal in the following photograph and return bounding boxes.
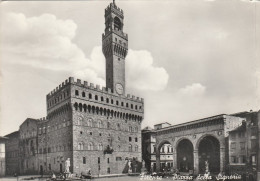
[65,158,71,173]
[128,160,132,173]
[141,160,147,174]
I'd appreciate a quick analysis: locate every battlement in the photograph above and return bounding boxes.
[37,117,48,122]
[105,3,124,16]
[102,29,128,40]
[47,77,144,103]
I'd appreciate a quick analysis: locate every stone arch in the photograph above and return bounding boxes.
[196,134,221,173]
[156,139,174,172]
[96,106,99,115]
[79,103,83,112]
[195,133,223,150]
[100,107,103,115]
[83,104,87,112]
[74,102,78,111]
[176,138,194,172]
[87,105,91,113]
[91,106,95,114]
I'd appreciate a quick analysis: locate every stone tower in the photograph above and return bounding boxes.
[102,1,128,95]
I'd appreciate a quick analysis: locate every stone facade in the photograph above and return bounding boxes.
[5,131,19,176]
[0,137,8,177]
[142,126,173,173]
[228,111,260,180]
[4,1,144,176]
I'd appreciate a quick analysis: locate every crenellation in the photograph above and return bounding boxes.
[84,81,88,87]
[90,83,94,89]
[69,77,74,83]
[96,84,101,90]
[76,79,81,85]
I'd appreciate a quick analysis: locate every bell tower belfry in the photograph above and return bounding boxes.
[102,0,128,95]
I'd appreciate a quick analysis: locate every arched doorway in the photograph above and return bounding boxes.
[177,139,194,172]
[157,141,173,172]
[198,136,220,173]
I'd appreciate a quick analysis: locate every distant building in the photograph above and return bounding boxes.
[5,131,19,176]
[228,111,260,180]
[4,1,144,176]
[142,124,173,173]
[154,122,171,130]
[0,136,8,177]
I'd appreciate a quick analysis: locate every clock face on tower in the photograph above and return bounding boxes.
[115,83,124,95]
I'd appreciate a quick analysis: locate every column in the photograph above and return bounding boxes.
[220,147,225,172]
[193,149,199,174]
[173,152,177,170]
[156,148,160,172]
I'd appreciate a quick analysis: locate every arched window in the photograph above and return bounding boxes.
[88,142,94,150]
[98,143,103,151]
[116,101,119,105]
[75,90,79,96]
[98,120,103,128]
[74,103,78,111]
[114,17,122,30]
[135,145,138,152]
[82,92,85,97]
[79,103,82,112]
[106,98,109,103]
[78,142,84,150]
[101,97,104,101]
[121,102,124,106]
[134,126,138,133]
[126,103,129,108]
[128,144,132,152]
[95,95,98,100]
[88,119,93,127]
[111,99,114,104]
[131,104,133,109]
[89,93,92,99]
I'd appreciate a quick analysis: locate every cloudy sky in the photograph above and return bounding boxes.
[0,0,259,136]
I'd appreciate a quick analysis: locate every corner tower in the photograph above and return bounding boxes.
[102,0,128,95]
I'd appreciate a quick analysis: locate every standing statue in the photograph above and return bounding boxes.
[142,160,145,168]
[205,160,209,173]
[65,158,71,173]
[128,160,132,173]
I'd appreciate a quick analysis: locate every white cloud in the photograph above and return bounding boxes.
[178,83,206,96]
[126,50,169,91]
[1,12,168,91]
